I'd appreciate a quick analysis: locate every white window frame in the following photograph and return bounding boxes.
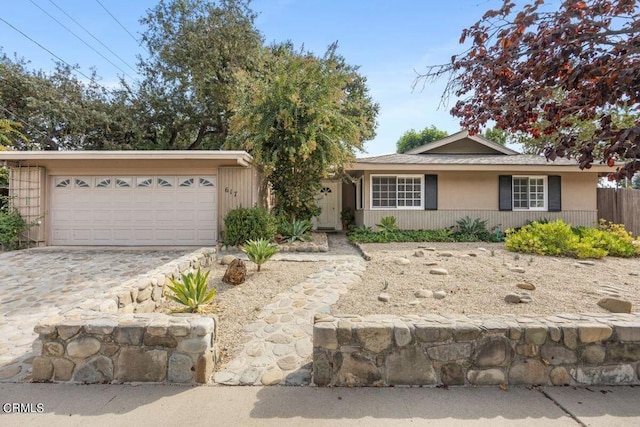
[370,174,424,210]
[513,176,548,211]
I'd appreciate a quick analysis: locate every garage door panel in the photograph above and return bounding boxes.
[50,175,217,245]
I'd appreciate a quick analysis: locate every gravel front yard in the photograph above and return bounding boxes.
[332,242,640,317]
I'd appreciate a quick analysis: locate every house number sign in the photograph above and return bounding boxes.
[225,187,238,197]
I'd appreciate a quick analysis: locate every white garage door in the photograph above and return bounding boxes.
[50,176,217,246]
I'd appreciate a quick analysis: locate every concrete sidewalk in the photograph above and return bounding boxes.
[1,383,639,426]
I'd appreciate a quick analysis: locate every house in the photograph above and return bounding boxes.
[0,150,264,246]
[327,130,612,232]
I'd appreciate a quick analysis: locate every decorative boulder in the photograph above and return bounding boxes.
[222,259,246,286]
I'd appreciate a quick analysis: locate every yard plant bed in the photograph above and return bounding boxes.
[332,242,640,317]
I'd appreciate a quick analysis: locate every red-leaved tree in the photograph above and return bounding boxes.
[417,0,639,179]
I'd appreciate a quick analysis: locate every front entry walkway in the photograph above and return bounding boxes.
[0,248,195,382]
[214,254,365,385]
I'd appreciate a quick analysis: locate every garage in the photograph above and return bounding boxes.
[50,175,217,246]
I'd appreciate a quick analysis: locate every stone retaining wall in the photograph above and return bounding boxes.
[32,313,217,384]
[70,248,215,315]
[31,248,219,384]
[313,313,640,387]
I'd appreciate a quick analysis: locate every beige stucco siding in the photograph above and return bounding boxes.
[561,172,597,210]
[218,166,266,230]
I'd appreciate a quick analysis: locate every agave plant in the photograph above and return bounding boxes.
[280,219,312,243]
[376,216,398,234]
[165,268,215,313]
[243,238,279,271]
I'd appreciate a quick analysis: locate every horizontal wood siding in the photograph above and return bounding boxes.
[363,210,598,231]
[218,166,260,231]
[597,188,640,236]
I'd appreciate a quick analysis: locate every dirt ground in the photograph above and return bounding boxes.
[332,242,640,317]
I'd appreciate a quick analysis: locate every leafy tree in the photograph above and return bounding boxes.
[0,119,27,150]
[227,43,378,222]
[135,0,263,150]
[418,0,640,179]
[483,126,507,146]
[396,125,448,153]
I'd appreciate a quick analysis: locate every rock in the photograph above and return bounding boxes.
[73,356,113,383]
[222,259,246,286]
[509,267,526,273]
[477,247,487,252]
[386,347,436,385]
[426,261,439,266]
[578,260,596,266]
[519,295,533,304]
[168,352,194,383]
[378,293,390,302]
[394,258,410,265]
[517,282,536,291]
[468,253,477,257]
[629,272,639,277]
[261,369,284,386]
[504,293,521,304]
[420,247,436,251]
[438,252,453,257]
[67,337,101,359]
[409,300,420,306]
[429,268,448,275]
[414,289,433,299]
[413,250,425,257]
[220,255,237,265]
[597,297,632,314]
[433,290,447,300]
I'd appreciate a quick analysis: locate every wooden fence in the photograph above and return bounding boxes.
[597,188,640,237]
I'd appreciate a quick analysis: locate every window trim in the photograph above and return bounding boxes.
[370,174,424,210]
[512,175,548,211]
[356,176,364,211]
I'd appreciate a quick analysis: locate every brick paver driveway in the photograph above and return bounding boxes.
[0,247,195,382]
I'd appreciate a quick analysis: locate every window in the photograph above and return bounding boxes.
[157,177,174,188]
[116,177,132,188]
[136,177,153,188]
[96,178,112,188]
[55,178,70,188]
[199,177,215,187]
[179,178,194,187]
[513,176,547,210]
[74,178,91,188]
[371,175,423,209]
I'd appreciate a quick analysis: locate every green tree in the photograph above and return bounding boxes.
[135,0,263,150]
[396,125,448,153]
[483,127,507,146]
[0,119,27,150]
[227,42,378,222]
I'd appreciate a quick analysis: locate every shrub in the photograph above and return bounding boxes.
[279,219,312,243]
[165,268,215,313]
[376,216,398,234]
[505,219,639,258]
[0,208,27,251]
[223,207,277,246]
[243,238,279,271]
[452,216,494,242]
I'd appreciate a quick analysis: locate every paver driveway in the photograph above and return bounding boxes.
[0,247,195,382]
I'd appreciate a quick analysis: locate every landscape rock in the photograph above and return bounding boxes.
[433,291,447,300]
[504,293,521,304]
[517,282,536,291]
[438,252,453,257]
[413,250,425,257]
[378,293,390,303]
[220,255,237,265]
[414,290,433,299]
[394,258,411,265]
[222,259,246,286]
[429,268,448,275]
[509,267,526,273]
[597,297,632,314]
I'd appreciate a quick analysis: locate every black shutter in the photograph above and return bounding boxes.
[548,175,562,212]
[424,175,438,210]
[499,175,512,211]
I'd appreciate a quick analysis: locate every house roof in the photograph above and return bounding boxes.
[0,150,254,167]
[405,130,519,155]
[357,153,579,166]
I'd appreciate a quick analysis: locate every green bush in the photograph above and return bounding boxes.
[165,268,215,313]
[505,219,639,259]
[278,219,312,243]
[223,207,277,246]
[0,208,27,251]
[243,238,279,271]
[452,216,495,242]
[348,227,455,244]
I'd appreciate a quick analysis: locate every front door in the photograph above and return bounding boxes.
[315,181,339,230]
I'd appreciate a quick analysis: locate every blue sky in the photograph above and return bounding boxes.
[0,0,505,155]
